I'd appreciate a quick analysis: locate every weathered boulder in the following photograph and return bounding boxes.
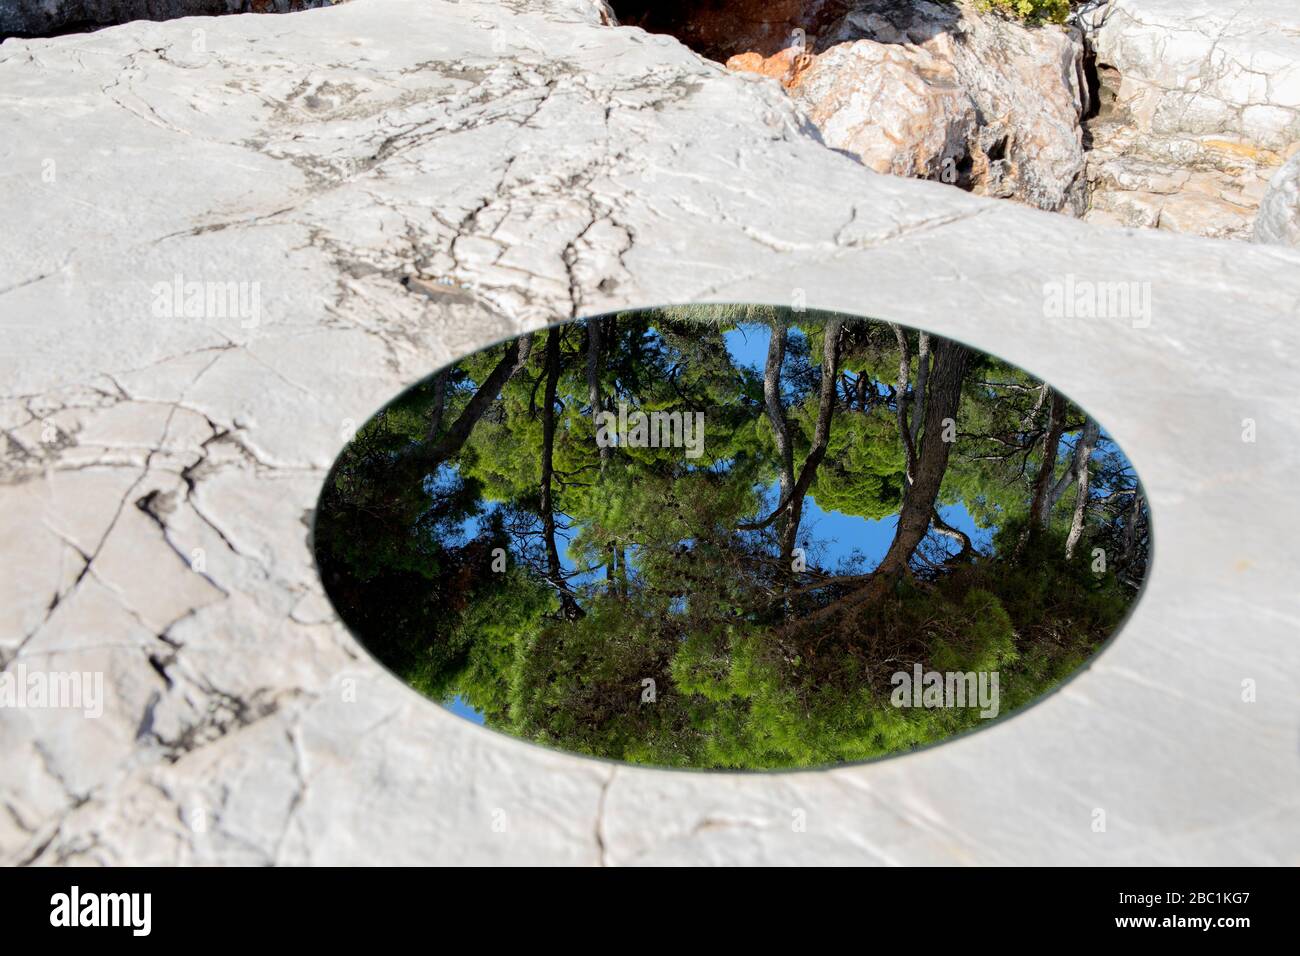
[728,0,1090,215]
[0,0,333,38]
[789,38,977,183]
[1,0,1299,866]
[1254,152,1300,248]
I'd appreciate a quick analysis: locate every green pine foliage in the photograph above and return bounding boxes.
[316,306,1147,770]
[979,0,1073,24]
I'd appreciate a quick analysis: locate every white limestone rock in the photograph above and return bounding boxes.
[1078,0,1300,239]
[2,0,1300,866]
[1082,117,1280,239]
[1253,152,1300,247]
[1083,0,1300,150]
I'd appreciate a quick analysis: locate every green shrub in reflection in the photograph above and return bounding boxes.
[315,306,1148,770]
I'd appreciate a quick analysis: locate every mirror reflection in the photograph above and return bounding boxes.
[315,306,1150,770]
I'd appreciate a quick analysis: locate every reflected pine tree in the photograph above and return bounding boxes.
[315,307,1150,769]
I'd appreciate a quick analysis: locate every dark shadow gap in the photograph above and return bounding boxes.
[1,0,332,43]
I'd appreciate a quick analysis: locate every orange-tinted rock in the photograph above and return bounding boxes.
[789,0,1089,214]
[725,47,814,89]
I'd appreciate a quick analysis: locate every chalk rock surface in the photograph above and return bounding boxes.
[2,0,1300,865]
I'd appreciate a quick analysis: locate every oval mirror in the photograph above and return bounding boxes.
[314,305,1151,770]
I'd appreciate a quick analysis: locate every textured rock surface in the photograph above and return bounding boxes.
[1083,113,1284,239]
[2,0,1300,865]
[1084,0,1300,150]
[0,0,332,39]
[1080,0,1300,238]
[1254,152,1300,247]
[788,35,979,183]
[729,0,1090,214]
